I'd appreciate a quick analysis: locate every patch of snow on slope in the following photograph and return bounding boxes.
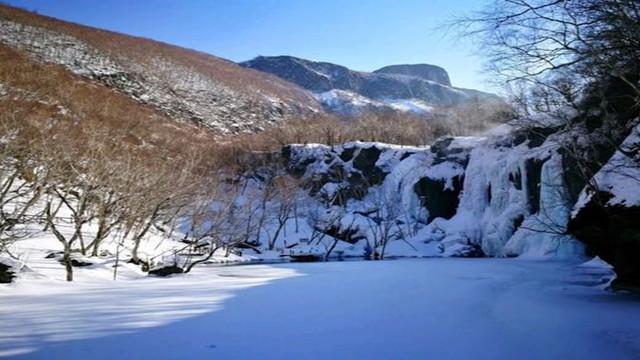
[316,90,392,114]
[386,99,434,114]
[574,123,640,211]
[316,91,437,115]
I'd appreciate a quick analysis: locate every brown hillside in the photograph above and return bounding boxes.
[0,4,323,134]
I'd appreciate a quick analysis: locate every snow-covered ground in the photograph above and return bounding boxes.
[2,258,639,360]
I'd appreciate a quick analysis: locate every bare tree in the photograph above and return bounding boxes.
[307,206,347,260]
[180,180,253,273]
[455,0,640,109]
[363,190,407,260]
[0,114,50,257]
[265,175,300,250]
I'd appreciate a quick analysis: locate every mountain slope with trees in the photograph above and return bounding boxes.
[0,4,323,134]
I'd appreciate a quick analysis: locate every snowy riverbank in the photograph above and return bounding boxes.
[2,258,639,360]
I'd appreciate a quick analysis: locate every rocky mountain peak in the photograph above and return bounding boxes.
[242,55,361,93]
[373,64,451,87]
[241,55,502,115]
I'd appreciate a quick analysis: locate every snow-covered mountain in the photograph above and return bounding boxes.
[241,55,503,115]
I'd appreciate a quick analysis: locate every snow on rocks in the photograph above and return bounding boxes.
[316,90,395,115]
[284,139,479,257]
[418,120,586,259]
[569,122,640,290]
[574,123,640,210]
[283,124,588,260]
[315,90,435,115]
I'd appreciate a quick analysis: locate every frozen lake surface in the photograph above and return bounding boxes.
[1,259,639,359]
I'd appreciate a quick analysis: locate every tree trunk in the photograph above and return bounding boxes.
[184,244,222,273]
[90,219,106,257]
[325,239,338,261]
[63,244,73,282]
[269,221,286,250]
[130,216,156,263]
[46,202,75,282]
[131,237,142,263]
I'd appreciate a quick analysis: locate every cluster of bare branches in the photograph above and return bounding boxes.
[0,112,215,281]
[0,43,231,281]
[255,102,512,149]
[455,0,640,114]
[445,1,640,247]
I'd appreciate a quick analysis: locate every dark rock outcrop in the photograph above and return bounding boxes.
[508,126,560,149]
[373,64,452,86]
[285,143,396,205]
[569,192,640,291]
[317,224,366,245]
[0,262,15,283]
[414,175,465,223]
[149,265,184,277]
[430,137,478,168]
[242,56,360,93]
[69,258,93,267]
[450,241,485,258]
[46,252,93,267]
[568,124,640,291]
[525,157,547,214]
[352,146,387,186]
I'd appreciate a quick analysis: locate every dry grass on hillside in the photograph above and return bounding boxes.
[211,100,513,172]
[0,43,222,175]
[0,4,319,108]
[237,101,511,148]
[0,3,512,175]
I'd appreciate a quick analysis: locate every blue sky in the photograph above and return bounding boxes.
[5,0,490,91]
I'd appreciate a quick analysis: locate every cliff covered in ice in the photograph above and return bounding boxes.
[283,117,587,259]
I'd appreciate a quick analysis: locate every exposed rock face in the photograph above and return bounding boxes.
[524,157,547,214]
[319,223,366,244]
[282,140,481,256]
[281,114,611,261]
[414,175,464,222]
[352,146,386,185]
[569,124,640,290]
[149,265,184,277]
[569,193,640,291]
[282,139,478,221]
[283,143,396,206]
[0,262,15,283]
[373,64,452,87]
[45,252,94,267]
[241,56,502,113]
[242,56,359,93]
